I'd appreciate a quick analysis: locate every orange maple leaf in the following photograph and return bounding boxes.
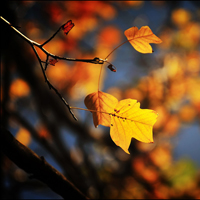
[124,26,162,53]
[84,91,158,154]
[84,91,118,127]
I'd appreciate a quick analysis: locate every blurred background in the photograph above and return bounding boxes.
[1,1,200,199]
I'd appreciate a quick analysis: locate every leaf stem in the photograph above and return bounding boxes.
[105,40,129,60]
[97,40,129,91]
[98,64,103,91]
[70,106,111,115]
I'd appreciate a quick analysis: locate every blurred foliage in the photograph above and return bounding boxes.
[1,1,200,199]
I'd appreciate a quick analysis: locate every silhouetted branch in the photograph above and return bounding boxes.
[0,16,106,121]
[1,127,89,200]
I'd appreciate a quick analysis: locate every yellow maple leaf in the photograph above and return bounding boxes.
[124,26,162,53]
[110,99,157,154]
[84,92,158,154]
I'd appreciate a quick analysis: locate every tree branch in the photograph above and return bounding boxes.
[0,16,106,121]
[1,127,89,200]
[0,16,106,65]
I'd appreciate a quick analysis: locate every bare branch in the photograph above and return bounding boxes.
[0,16,105,65]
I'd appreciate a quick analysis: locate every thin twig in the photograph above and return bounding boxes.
[41,27,61,47]
[31,45,50,85]
[31,45,78,120]
[44,54,49,70]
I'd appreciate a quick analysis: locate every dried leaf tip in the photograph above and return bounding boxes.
[49,58,58,66]
[107,64,117,72]
[61,20,74,35]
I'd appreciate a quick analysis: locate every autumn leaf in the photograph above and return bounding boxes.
[61,20,74,35]
[110,99,158,154]
[84,91,118,127]
[49,58,58,66]
[84,91,158,154]
[124,26,162,53]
